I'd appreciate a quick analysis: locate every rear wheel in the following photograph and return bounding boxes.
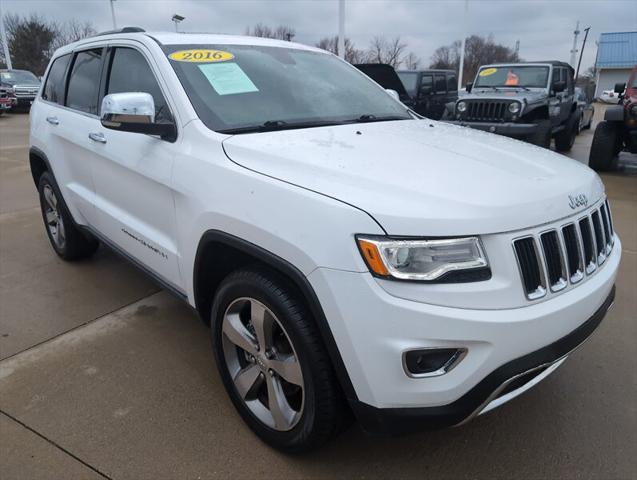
[210,267,347,452]
[554,113,577,152]
[589,121,621,171]
[38,172,99,260]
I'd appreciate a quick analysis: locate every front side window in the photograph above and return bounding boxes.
[66,49,103,115]
[446,74,457,92]
[474,66,549,88]
[42,54,72,105]
[164,44,411,133]
[434,74,446,93]
[106,47,172,122]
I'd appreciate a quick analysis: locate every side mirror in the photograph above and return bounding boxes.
[100,92,176,141]
[465,82,473,93]
[553,80,566,93]
[614,82,626,94]
[385,89,400,101]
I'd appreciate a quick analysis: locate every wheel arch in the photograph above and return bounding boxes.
[193,229,359,402]
[29,146,51,186]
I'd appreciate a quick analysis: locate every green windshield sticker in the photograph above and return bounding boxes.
[197,63,258,96]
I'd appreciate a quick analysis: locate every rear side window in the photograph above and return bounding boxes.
[42,54,71,104]
[106,47,172,122]
[66,49,104,115]
[434,74,446,93]
[446,74,457,92]
[421,75,433,91]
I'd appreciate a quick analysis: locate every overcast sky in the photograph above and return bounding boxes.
[3,0,636,72]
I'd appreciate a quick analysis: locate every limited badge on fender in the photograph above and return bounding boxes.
[168,49,235,63]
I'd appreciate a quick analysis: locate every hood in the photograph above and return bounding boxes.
[462,89,546,104]
[354,64,409,99]
[222,120,603,236]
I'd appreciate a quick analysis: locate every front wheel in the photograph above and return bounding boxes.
[529,120,551,149]
[210,267,347,452]
[589,121,621,171]
[554,114,577,152]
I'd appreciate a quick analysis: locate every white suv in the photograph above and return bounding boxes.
[30,29,620,452]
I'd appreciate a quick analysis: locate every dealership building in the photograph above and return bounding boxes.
[594,31,637,98]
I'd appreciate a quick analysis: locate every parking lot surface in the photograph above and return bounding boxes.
[1,109,635,479]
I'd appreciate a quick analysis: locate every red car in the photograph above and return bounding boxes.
[589,64,637,170]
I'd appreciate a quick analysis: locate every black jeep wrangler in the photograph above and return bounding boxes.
[448,61,579,151]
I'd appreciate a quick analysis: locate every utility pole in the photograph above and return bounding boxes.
[569,20,580,68]
[338,0,345,59]
[0,1,12,69]
[109,0,118,30]
[575,26,591,82]
[514,40,520,57]
[458,0,469,88]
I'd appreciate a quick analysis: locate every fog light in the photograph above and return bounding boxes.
[403,348,466,377]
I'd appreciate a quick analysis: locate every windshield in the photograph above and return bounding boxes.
[397,72,418,96]
[474,66,549,88]
[0,70,40,85]
[164,44,411,133]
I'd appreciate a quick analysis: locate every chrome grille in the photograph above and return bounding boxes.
[465,101,508,121]
[513,201,615,300]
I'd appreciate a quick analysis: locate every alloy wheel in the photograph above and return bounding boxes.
[221,297,304,431]
[43,184,66,249]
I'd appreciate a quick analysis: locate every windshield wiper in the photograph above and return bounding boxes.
[501,85,531,91]
[218,119,347,135]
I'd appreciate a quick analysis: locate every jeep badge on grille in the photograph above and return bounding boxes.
[568,194,588,209]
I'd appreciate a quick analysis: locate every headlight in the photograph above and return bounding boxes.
[457,101,467,113]
[508,102,520,114]
[356,236,488,281]
[630,103,637,116]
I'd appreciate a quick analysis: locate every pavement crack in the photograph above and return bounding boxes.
[0,410,113,480]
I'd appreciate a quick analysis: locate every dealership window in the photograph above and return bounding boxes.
[106,47,173,122]
[42,54,72,105]
[66,49,104,115]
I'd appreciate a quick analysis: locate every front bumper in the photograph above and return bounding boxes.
[447,120,538,137]
[308,237,620,433]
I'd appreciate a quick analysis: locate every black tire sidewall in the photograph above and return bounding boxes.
[210,269,335,452]
[589,121,619,171]
[38,172,68,257]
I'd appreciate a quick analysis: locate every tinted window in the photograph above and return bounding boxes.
[42,54,71,105]
[447,74,457,92]
[66,49,103,114]
[434,74,446,93]
[107,48,172,122]
[397,72,418,95]
[421,75,433,90]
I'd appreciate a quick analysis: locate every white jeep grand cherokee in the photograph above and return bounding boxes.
[30,29,620,452]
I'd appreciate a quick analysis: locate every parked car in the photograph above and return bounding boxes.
[589,65,637,171]
[30,29,620,452]
[447,61,579,151]
[0,87,13,115]
[396,69,458,119]
[0,69,41,110]
[598,89,622,104]
[575,87,594,132]
[353,63,414,108]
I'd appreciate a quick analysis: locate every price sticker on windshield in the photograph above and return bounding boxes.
[169,49,235,63]
[479,68,498,77]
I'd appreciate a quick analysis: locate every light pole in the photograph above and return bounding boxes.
[458,0,468,89]
[338,0,345,59]
[109,0,117,30]
[0,1,12,69]
[172,14,185,32]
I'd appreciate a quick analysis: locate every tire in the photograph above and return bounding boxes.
[210,267,346,453]
[38,171,99,260]
[554,113,577,152]
[589,121,621,171]
[529,120,551,148]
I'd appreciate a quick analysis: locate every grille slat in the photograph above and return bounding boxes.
[463,100,508,121]
[514,201,615,300]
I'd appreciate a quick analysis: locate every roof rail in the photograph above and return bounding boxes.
[91,26,146,38]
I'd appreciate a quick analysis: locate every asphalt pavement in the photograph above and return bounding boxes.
[0,107,635,479]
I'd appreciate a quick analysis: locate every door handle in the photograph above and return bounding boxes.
[46,116,59,125]
[88,132,107,144]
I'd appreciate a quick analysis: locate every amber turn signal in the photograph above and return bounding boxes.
[357,238,389,276]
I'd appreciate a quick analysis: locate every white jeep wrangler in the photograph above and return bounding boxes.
[30,28,620,452]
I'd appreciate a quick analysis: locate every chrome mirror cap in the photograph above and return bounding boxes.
[101,92,155,124]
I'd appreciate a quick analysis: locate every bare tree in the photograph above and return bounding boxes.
[366,36,407,68]
[430,35,520,82]
[245,23,296,41]
[403,52,421,70]
[52,19,96,52]
[315,36,364,63]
